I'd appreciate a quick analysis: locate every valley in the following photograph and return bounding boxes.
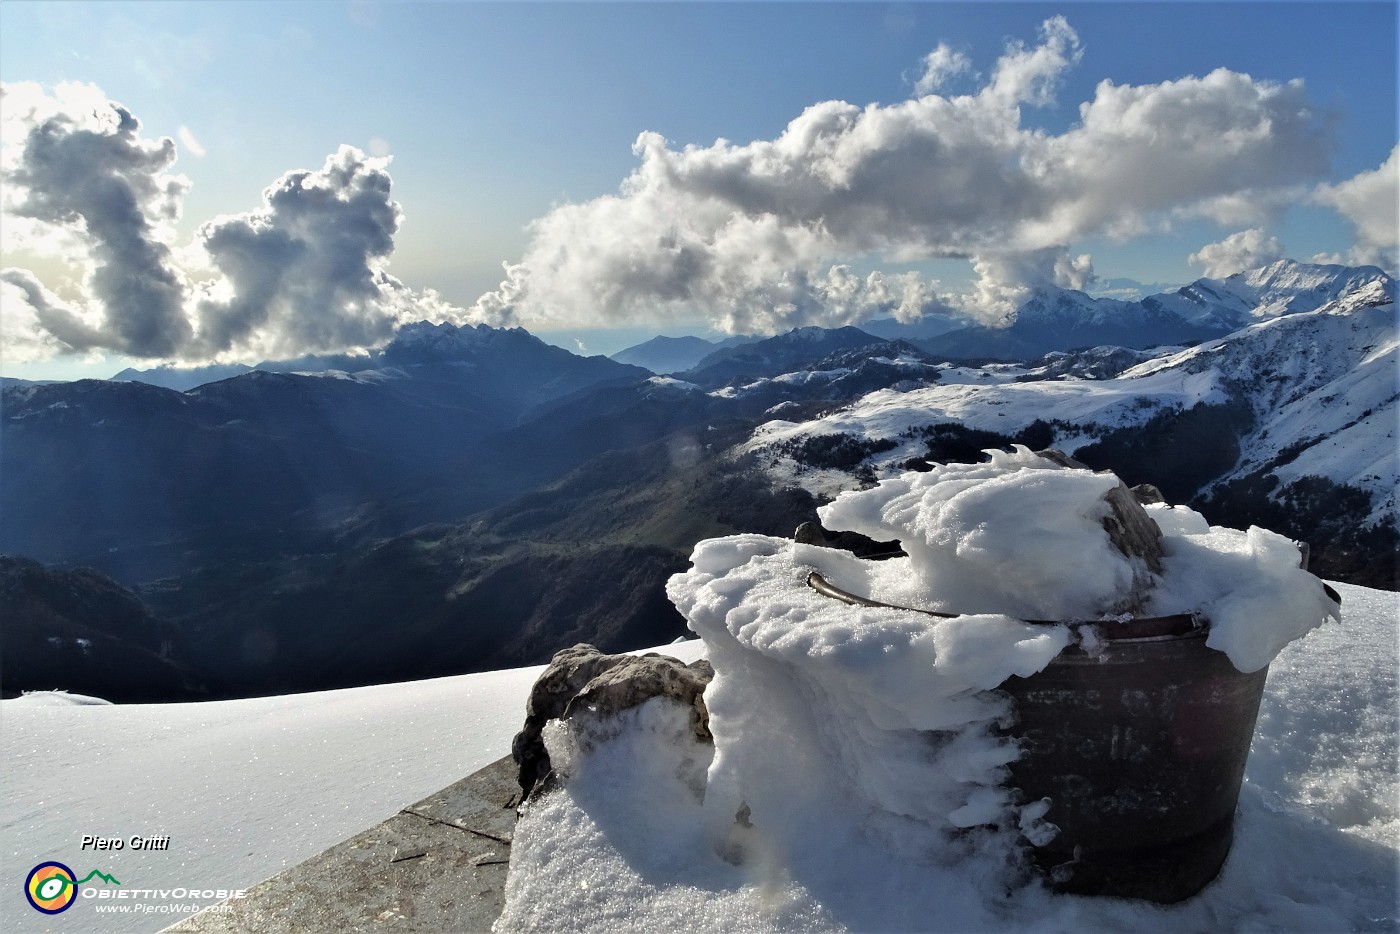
[3,261,1395,701]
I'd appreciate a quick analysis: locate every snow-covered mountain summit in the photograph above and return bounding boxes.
[922,285,1215,360]
[918,260,1394,361]
[744,275,1396,582]
[381,319,546,363]
[1131,278,1397,523]
[1145,259,1394,331]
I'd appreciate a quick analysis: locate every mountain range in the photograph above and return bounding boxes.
[3,259,1393,700]
[913,260,1394,361]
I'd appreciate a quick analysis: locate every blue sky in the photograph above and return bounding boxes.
[1,2,1396,376]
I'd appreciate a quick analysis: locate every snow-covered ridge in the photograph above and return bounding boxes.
[742,364,1229,497]
[1146,259,1393,330]
[743,281,1397,518]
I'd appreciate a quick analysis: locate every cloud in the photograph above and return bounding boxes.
[190,145,446,359]
[964,248,1096,321]
[0,269,79,362]
[177,127,207,158]
[1313,146,1399,272]
[2,81,192,357]
[469,17,1333,334]
[912,44,972,97]
[2,82,462,362]
[1188,228,1285,278]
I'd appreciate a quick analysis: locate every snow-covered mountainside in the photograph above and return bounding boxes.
[920,259,1393,361]
[681,326,888,387]
[1017,345,1172,381]
[1146,259,1394,330]
[1130,278,1398,521]
[921,286,1217,360]
[742,278,1397,583]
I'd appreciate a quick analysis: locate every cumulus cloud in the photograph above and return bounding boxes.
[965,248,1096,321]
[1188,228,1285,278]
[469,16,1333,333]
[912,44,972,97]
[2,81,192,357]
[0,269,78,362]
[2,82,460,362]
[189,145,446,359]
[1314,146,1399,271]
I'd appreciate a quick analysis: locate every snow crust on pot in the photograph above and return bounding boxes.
[498,448,1352,932]
[817,448,1142,620]
[816,446,1339,672]
[657,446,1338,917]
[666,532,1070,911]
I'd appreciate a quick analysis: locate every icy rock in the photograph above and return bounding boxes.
[511,644,713,797]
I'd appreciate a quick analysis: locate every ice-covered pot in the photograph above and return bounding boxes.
[809,569,1341,903]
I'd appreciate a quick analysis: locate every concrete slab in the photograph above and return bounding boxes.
[164,755,519,934]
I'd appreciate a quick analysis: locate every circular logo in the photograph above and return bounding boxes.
[25,862,77,914]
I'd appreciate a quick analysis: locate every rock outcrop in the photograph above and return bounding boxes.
[510,644,714,798]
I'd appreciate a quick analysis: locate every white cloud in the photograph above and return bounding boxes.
[963,248,1096,321]
[913,44,972,97]
[177,126,207,158]
[190,145,462,360]
[2,82,464,363]
[1188,228,1285,278]
[1,80,192,356]
[1314,146,1399,272]
[470,18,1333,334]
[0,270,79,362]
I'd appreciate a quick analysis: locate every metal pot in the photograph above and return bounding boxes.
[807,570,1339,903]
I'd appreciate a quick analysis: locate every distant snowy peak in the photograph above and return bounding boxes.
[112,362,255,392]
[1148,260,1394,330]
[1007,287,1135,327]
[384,320,541,361]
[1124,278,1397,397]
[682,326,887,387]
[923,286,1214,361]
[1007,287,1195,335]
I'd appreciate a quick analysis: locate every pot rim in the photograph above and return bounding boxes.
[807,571,1348,644]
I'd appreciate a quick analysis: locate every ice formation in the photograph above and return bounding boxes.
[497,448,1351,932]
[662,448,1340,903]
[816,447,1146,620]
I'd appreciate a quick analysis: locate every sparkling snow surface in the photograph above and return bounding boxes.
[1,644,704,934]
[4,594,1395,933]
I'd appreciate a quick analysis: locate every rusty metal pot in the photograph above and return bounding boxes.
[807,570,1340,903]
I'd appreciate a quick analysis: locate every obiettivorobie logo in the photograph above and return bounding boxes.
[24,862,120,914]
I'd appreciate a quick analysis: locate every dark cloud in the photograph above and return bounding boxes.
[191,145,433,359]
[2,83,460,362]
[3,82,191,357]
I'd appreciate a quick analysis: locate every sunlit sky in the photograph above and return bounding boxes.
[1,1,1396,378]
